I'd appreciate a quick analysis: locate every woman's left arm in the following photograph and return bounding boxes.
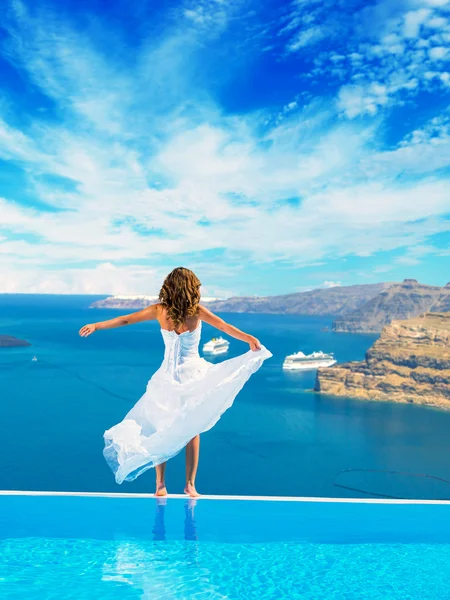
[197,305,261,351]
[79,304,159,337]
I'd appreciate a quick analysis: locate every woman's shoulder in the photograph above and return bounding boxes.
[196,304,208,320]
[196,304,210,317]
[152,303,165,319]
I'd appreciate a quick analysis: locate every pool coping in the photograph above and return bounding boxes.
[1,490,450,504]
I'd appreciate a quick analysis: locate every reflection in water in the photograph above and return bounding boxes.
[102,499,230,599]
[182,498,200,569]
[184,498,198,541]
[152,498,167,541]
[152,498,198,541]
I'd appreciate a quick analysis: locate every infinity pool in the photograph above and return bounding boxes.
[1,493,450,599]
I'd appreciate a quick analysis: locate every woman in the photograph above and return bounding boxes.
[79,267,272,497]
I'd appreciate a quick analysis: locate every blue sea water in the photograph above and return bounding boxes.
[1,495,450,599]
[2,294,450,499]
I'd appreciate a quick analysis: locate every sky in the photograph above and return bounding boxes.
[0,0,449,298]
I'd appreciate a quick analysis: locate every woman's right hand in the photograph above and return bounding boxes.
[79,323,97,337]
[248,336,261,351]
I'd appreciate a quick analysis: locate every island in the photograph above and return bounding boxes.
[0,335,31,348]
[89,281,450,335]
[90,295,222,309]
[89,283,392,315]
[333,280,450,333]
[90,295,159,309]
[316,312,450,410]
[204,282,392,315]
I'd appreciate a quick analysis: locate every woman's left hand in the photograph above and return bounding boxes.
[79,323,97,337]
[248,336,261,351]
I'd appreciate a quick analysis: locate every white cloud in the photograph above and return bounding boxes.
[403,9,431,38]
[183,0,231,29]
[337,83,389,118]
[0,261,160,295]
[323,281,342,288]
[422,0,450,7]
[284,0,450,118]
[0,0,449,293]
[426,15,448,28]
[287,26,325,51]
[429,46,449,59]
[395,244,441,266]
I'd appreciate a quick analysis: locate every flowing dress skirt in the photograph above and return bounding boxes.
[103,345,272,484]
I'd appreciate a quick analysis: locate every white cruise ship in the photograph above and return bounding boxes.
[282,351,336,371]
[202,337,230,356]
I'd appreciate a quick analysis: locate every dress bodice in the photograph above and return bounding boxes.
[160,321,202,379]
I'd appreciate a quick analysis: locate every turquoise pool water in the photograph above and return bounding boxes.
[1,495,450,599]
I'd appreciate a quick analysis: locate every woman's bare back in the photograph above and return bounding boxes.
[157,304,200,335]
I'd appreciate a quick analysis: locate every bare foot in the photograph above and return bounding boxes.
[155,483,167,497]
[184,483,201,497]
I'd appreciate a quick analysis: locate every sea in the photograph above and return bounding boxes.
[2,294,450,500]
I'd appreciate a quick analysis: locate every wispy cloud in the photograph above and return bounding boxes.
[0,0,449,295]
[287,26,326,52]
[283,0,450,117]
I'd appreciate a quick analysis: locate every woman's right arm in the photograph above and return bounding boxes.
[79,304,159,337]
[197,305,261,351]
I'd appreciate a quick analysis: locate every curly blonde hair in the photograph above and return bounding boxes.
[158,267,201,329]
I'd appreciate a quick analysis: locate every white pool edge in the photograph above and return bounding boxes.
[1,490,450,504]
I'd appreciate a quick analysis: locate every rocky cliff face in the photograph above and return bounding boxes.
[433,283,450,312]
[316,312,450,409]
[204,283,393,316]
[332,279,446,333]
[89,283,392,315]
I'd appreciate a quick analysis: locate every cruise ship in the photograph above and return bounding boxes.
[282,350,336,371]
[202,337,230,356]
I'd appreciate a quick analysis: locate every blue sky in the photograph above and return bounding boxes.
[0,0,449,297]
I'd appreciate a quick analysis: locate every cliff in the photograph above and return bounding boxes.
[332,279,447,333]
[0,335,31,348]
[316,312,450,409]
[89,283,391,315]
[199,283,392,316]
[433,283,450,312]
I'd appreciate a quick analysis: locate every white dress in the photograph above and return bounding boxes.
[103,321,272,484]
